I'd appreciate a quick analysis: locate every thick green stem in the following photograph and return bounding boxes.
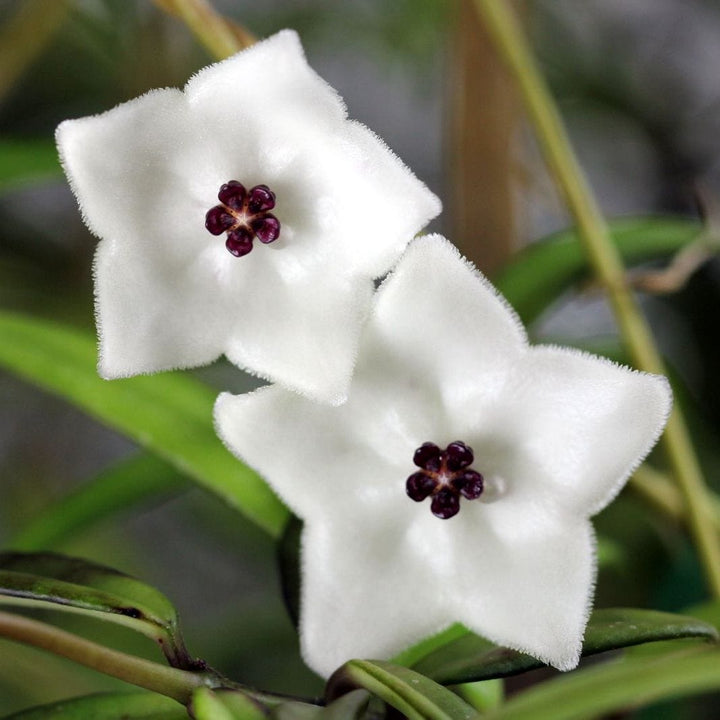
[0,611,209,704]
[472,0,720,596]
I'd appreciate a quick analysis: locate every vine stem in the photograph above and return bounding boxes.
[0,611,209,704]
[153,0,255,60]
[472,0,720,596]
[632,467,720,535]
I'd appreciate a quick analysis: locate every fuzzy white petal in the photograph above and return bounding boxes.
[215,235,672,677]
[224,271,374,405]
[215,385,400,520]
[57,30,440,400]
[496,347,672,518]
[57,89,194,247]
[451,518,595,671]
[300,518,449,677]
[185,30,346,133]
[368,235,527,410]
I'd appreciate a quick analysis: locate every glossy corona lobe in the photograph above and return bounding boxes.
[56,30,441,403]
[215,235,672,677]
[407,440,484,519]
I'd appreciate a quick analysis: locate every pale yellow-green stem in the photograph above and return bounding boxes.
[0,611,208,704]
[153,0,255,60]
[472,0,720,596]
[632,466,720,535]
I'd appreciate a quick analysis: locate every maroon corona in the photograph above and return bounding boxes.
[205,181,280,257]
[406,441,484,519]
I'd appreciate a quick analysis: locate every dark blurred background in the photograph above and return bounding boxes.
[1,1,720,716]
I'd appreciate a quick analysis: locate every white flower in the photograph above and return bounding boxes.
[215,235,672,677]
[56,30,440,404]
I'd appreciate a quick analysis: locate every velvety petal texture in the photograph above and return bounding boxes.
[215,235,672,677]
[56,30,440,403]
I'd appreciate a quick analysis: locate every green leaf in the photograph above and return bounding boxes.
[0,311,288,537]
[411,608,718,685]
[191,687,364,720]
[270,704,323,720]
[453,680,503,713]
[1,691,186,719]
[625,600,720,660]
[272,690,370,720]
[483,645,720,720]
[391,625,468,668]
[277,515,303,628]
[326,659,476,720]
[192,687,268,719]
[9,453,187,551]
[0,551,194,669]
[495,216,701,324]
[0,140,61,193]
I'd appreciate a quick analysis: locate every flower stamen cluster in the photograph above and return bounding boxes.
[205,180,280,257]
[406,441,484,519]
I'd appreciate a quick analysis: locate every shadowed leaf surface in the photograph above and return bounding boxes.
[0,552,194,668]
[273,690,370,720]
[410,608,718,685]
[326,660,475,720]
[483,644,720,720]
[192,687,269,719]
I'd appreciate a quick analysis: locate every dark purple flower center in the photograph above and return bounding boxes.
[205,181,281,257]
[406,441,484,519]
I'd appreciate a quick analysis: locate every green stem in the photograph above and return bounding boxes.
[632,466,720,534]
[472,0,720,597]
[0,611,310,709]
[0,611,209,704]
[153,0,254,60]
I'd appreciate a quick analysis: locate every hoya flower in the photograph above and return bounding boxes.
[56,31,440,403]
[215,235,672,677]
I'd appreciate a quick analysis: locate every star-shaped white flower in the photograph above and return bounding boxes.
[215,235,672,677]
[56,30,440,403]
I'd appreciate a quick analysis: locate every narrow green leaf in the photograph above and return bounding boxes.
[0,551,194,669]
[495,216,701,324]
[625,600,720,660]
[9,454,187,551]
[1,691,186,719]
[0,311,288,537]
[272,690,370,720]
[391,625,468,668]
[411,608,718,685]
[484,645,720,720]
[0,140,61,192]
[326,659,476,720]
[192,687,268,720]
[453,680,503,713]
